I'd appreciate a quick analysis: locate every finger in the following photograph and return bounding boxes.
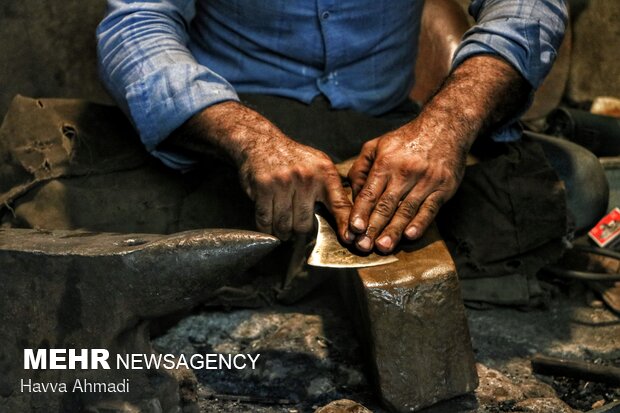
[292,188,316,234]
[403,193,445,241]
[320,171,355,243]
[348,140,377,198]
[349,168,388,236]
[374,186,434,253]
[272,187,294,241]
[254,190,274,234]
[364,180,412,244]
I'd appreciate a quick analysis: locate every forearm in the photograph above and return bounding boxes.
[96,0,239,164]
[164,101,290,167]
[347,54,530,252]
[166,102,352,241]
[410,54,530,151]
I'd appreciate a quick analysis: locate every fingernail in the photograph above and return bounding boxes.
[357,236,372,251]
[376,236,392,250]
[345,230,355,242]
[352,217,365,231]
[405,227,418,239]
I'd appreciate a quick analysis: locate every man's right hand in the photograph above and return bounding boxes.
[167,101,354,242]
[238,132,354,242]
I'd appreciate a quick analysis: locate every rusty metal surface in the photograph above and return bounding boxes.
[341,224,478,412]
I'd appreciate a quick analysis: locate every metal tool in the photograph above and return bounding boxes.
[307,213,398,268]
[531,354,620,386]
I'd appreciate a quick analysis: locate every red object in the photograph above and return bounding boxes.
[589,207,620,247]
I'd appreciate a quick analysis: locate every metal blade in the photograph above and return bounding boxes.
[307,213,398,268]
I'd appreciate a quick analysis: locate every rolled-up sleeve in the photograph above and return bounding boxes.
[452,0,568,88]
[96,0,239,169]
[451,0,567,141]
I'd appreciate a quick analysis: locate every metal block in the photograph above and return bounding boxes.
[341,224,478,412]
[0,228,278,413]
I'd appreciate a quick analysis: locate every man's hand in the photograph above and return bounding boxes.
[237,129,353,241]
[165,101,353,242]
[347,55,530,253]
[348,119,467,253]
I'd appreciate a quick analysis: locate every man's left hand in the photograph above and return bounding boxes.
[346,55,530,254]
[347,119,468,253]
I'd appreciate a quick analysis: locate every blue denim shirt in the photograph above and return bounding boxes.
[97,0,567,169]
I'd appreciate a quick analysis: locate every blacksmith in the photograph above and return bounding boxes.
[96,0,608,277]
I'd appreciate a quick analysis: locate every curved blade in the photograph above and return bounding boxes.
[307,214,398,268]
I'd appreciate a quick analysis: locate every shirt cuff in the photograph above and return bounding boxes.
[491,123,523,143]
[125,63,239,169]
[150,149,199,172]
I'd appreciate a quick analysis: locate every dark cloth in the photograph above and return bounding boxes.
[0,94,568,304]
[438,136,568,280]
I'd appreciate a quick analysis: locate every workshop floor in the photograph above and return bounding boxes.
[154,278,620,413]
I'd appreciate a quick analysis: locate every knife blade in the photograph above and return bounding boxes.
[307,213,398,268]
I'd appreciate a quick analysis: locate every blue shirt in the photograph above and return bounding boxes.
[97,0,567,170]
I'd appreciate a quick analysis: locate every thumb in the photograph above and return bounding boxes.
[320,171,354,243]
[348,139,377,198]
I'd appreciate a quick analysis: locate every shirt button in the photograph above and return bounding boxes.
[321,11,330,20]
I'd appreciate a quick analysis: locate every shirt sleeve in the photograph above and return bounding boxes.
[450,0,568,142]
[452,0,568,89]
[96,0,240,170]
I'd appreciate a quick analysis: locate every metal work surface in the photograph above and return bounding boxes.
[0,228,279,413]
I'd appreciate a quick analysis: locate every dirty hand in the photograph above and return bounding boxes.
[169,101,353,241]
[238,131,353,242]
[346,55,531,253]
[347,119,468,253]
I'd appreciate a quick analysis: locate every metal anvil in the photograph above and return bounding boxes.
[0,228,279,413]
